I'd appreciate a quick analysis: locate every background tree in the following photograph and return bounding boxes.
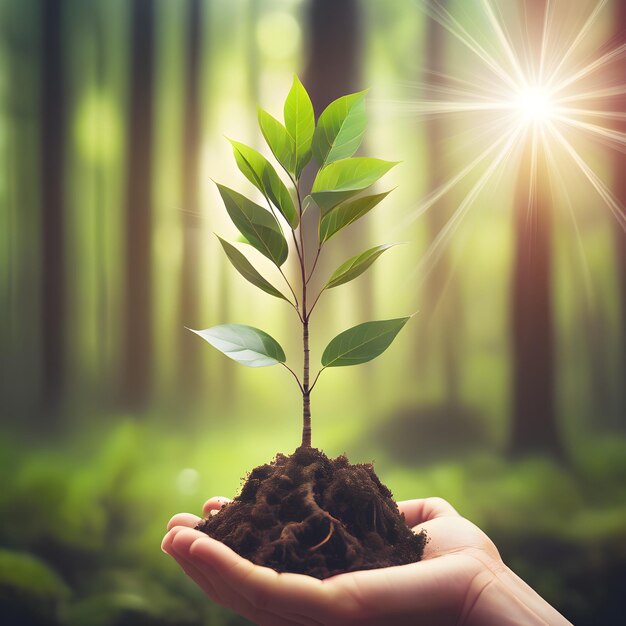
[302,0,374,334]
[613,0,626,429]
[122,0,154,411]
[417,0,463,405]
[40,0,66,419]
[508,0,563,458]
[177,0,204,399]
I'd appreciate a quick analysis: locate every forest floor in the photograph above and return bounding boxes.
[1,415,625,625]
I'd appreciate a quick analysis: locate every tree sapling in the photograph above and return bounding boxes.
[189,77,425,579]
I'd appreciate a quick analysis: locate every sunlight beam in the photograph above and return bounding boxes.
[545,0,609,89]
[413,123,525,280]
[547,122,626,231]
[417,0,520,92]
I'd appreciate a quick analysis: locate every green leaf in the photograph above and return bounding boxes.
[215,183,288,267]
[216,236,289,301]
[284,75,314,177]
[319,190,392,243]
[258,107,296,175]
[325,244,399,289]
[321,317,411,367]
[228,139,299,228]
[312,90,367,166]
[188,324,286,367]
[311,157,398,213]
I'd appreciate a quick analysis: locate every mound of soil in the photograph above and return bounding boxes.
[195,446,426,579]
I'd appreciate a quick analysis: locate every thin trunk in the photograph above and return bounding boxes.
[122,0,154,411]
[509,135,562,457]
[301,0,367,421]
[302,319,311,447]
[178,0,203,399]
[613,0,626,429]
[40,0,65,419]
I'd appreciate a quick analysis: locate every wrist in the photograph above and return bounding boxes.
[465,565,572,626]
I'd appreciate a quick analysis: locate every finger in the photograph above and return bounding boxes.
[187,532,335,618]
[172,528,287,624]
[167,512,202,531]
[397,497,459,527]
[168,528,221,602]
[203,496,232,516]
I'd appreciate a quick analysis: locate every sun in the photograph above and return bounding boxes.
[394,0,626,276]
[515,86,555,123]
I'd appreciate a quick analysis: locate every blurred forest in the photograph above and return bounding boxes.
[1,0,625,624]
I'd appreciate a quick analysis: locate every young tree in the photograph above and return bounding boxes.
[122,0,154,410]
[190,78,409,447]
[40,0,66,417]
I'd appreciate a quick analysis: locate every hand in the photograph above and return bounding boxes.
[162,496,572,626]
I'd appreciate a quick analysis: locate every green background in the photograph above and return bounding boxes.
[1,0,625,624]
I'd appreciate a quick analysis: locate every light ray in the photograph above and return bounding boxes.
[541,128,595,301]
[553,115,626,153]
[550,43,626,95]
[545,0,609,89]
[481,0,528,87]
[547,122,626,231]
[397,117,520,231]
[418,0,520,92]
[554,108,626,122]
[400,0,626,284]
[555,85,626,104]
[413,123,524,281]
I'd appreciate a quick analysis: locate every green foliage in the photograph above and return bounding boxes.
[325,243,399,289]
[319,190,392,243]
[188,324,286,367]
[284,75,315,177]
[312,90,367,166]
[257,107,296,174]
[321,317,411,367]
[0,548,70,625]
[228,139,298,228]
[214,183,288,266]
[216,236,289,301]
[311,156,398,212]
[193,76,408,440]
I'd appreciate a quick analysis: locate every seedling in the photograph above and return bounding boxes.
[188,77,425,579]
[190,76,410,447]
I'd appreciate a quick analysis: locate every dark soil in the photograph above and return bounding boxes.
[195,446,426,579]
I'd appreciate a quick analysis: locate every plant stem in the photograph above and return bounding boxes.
[294,179,312,448]
[302,319,311,447]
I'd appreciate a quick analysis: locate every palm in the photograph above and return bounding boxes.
[162,497,503,626]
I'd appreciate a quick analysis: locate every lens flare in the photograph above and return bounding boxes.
[515,87,555,123]
[392,0,626,279]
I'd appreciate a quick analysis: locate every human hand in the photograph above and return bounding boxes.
[162,496,572,626]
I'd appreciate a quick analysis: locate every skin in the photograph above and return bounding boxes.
[162,496,573,626]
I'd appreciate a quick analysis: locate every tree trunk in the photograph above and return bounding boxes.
[417,0,463,404]
[302,0,369,344]
[178,0,203,400]
[509,136,562,457]
[40,0,66,419]
[122,0,154,411]
[508,0,563,458]
[613,0,626,429]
